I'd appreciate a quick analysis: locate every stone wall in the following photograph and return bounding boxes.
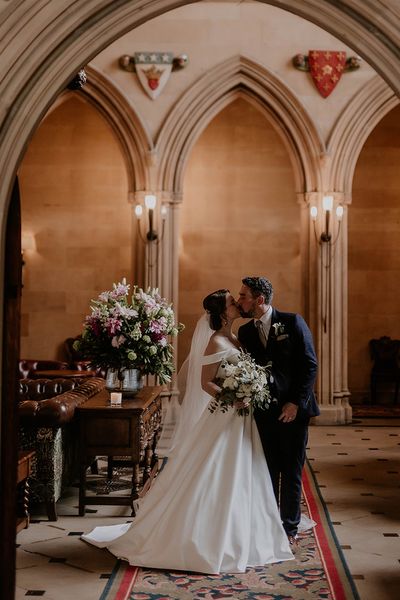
[349,104,400,404]
[179,98,299,362]
[19,96,131,360]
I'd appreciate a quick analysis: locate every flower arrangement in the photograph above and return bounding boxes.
[208,351,274,416]
[74,280,184,384]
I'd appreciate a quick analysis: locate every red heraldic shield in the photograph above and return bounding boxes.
[308,50,346,98]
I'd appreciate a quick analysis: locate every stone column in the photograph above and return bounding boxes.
[159,191,182,393]
[332,195,352,423]
[304,192,352,425]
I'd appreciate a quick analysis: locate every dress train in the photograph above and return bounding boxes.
[82,405,293,573]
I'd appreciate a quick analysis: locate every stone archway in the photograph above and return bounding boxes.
[328,76,399,197]
[1,0,400,234]
[0,0,398,449]
[153,55,323,324]
[81,66,154,194]
[157,55,324,196]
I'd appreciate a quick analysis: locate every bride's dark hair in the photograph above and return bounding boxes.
[203,289,229,331]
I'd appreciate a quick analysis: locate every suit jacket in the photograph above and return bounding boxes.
[238,308,319,418]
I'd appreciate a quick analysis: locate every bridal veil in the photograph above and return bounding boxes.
[157,313,224,456]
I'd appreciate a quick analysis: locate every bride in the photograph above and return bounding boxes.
[81,289,294,573]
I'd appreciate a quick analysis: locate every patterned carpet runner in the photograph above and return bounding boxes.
[100,460,359,600]
[351,404,400,418]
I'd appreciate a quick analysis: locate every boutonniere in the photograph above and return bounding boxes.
[272,322,289,341]
[272,322,285,336]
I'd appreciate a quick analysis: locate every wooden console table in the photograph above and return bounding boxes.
[77,386,162,516]
[16,450,35,533]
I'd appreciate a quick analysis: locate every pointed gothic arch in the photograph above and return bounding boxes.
[156,56,324,197]
[0,1,399,225]
[328,76,399,198]
[53,67,153,194]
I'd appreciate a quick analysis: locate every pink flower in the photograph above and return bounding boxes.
[105,317,122,335]
[111,334,126,347]
[85,315,101,336]
[151,332,167,346]
[109,283,130,300]
[112,302,138,318]
[149,317,167,334]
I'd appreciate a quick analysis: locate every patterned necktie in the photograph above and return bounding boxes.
[255,320,267,348]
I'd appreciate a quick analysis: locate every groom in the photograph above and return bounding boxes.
[237,276,319,546]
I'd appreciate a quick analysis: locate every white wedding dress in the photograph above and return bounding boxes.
[82,345,294,574]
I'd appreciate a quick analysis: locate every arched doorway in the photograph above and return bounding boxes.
[18,95,131,360]
[179,97,299,363]
[349,104,400,406]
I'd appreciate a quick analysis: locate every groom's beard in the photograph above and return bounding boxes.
[239,307,256,318]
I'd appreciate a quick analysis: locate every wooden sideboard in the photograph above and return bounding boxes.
[77,386,162,516]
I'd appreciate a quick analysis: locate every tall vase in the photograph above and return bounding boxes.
[105,367,143,395]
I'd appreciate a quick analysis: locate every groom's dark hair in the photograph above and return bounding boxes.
[203,289,229,330]
[242,277,273,304]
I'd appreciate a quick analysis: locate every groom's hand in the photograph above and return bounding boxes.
[278,402,298,423]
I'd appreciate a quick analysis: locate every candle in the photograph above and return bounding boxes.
[110,392,122,405]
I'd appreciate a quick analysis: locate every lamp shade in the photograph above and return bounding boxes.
[145,194,157,210]
[134,204,143,219]
[21,231,36,251]
[322,195,333,211]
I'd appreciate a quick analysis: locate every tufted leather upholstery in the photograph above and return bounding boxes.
[18,359,69,379]
[18,377,106,519]
[18,377,105,426]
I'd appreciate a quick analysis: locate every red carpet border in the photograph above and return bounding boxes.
[100,460,359,600]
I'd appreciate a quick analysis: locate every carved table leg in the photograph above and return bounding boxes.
[151,428,161,468]
[130,462,141,516]
[143,446,152,485]
[131,463,140,498]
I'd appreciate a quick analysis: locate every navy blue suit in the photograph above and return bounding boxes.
[238,308,318,536]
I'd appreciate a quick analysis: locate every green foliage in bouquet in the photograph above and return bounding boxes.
[74,280,184,384]
[208,351,274,416]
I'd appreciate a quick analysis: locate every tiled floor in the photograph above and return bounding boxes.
[307,419,400,600]
[15,419,400,600]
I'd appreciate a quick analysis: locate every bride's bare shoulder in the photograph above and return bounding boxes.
[204,333,237,356]
[204,333,227,356]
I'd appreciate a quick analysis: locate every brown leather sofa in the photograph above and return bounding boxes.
[19,376,105,520]
[18,359,69,379]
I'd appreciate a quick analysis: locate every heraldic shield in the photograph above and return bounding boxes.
[308,50,346,98]
[134,52,173,100]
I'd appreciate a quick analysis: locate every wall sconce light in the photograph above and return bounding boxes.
[21,231,36,265]
[135,194,167,243]
[310,196,344,333]
[310,195,343,245]
[135,194,168,284]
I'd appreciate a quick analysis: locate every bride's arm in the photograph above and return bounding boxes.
[201,361,221,397]
[201,335,224,397]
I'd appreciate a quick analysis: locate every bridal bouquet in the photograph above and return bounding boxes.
[208,351,274,416]
[74,279,184,383]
